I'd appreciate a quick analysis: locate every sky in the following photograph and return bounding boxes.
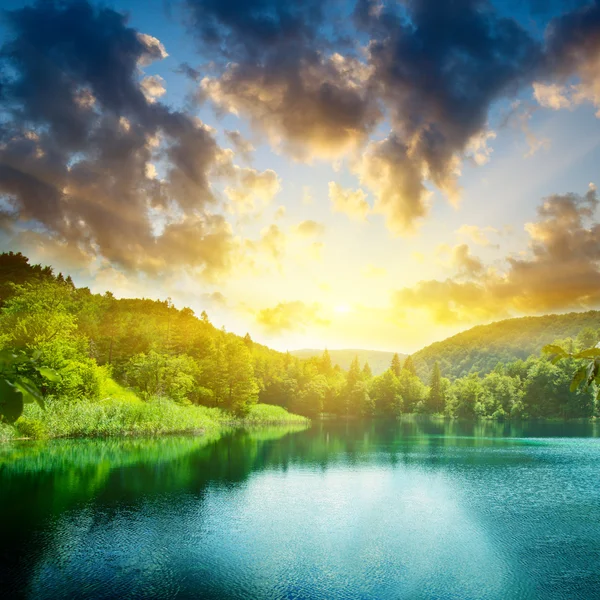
[1,0,600,353]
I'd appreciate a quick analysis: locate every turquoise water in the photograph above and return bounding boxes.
[2,419,600,599]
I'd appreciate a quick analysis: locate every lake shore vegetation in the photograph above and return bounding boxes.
[0,252,598,440]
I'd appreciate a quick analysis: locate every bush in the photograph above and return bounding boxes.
[15,415,47,439]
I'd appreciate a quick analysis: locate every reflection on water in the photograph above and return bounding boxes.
[1,419,600,599]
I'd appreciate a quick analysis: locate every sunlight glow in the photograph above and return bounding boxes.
[334,304,352,314]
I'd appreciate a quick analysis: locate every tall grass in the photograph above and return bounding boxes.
[3,379,309,440]
[240,403,310,425]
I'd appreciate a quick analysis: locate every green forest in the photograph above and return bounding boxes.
[413,311,600,380]
[0,252,598,440]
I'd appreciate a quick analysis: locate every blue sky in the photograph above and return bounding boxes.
[2,0,600,352]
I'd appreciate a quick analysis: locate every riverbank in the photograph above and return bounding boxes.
[0,381,309,442]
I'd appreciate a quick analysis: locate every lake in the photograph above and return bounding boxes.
[2,419,600,599]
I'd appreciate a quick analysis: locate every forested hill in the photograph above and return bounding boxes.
[413,312,600,380]
[290,349,405,375]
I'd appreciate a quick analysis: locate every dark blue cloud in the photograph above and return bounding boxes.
[0,0,235,276]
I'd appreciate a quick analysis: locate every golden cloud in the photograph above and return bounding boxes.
[293,220,325,237]
[224,167,281,213]
[328,182,370,221]
[394,186,600,324]
[256,300,329,333]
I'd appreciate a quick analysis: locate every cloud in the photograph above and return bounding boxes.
[224,129,255,162]
[535,0,600,117]
[465,130,497,167]
[502,100,551,157]
[242,223,286,268]
[455,224,499,247]
[293,220,325,237]
[450,244,484,278]
[353,0,540,229]
[328,182,370,221]
[224,167,281,212]
[533,82,575,110]
[140,75,167,103]
[393,185,600,324]
[0,0,237,280]
[256,300,328,333]
[355,134,430,234]
[200,52,381,160]
[191,0,600,232]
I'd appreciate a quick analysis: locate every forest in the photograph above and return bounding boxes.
[0,252,598,440]
[412,311,600,380]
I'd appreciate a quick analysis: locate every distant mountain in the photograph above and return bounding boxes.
[289,349,406,375]
[412,311,600,381]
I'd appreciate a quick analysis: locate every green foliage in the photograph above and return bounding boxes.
[402,355,417,376]
[2,253,599,433]
[390,353,402,376]
[427,361,445,413]
[414,312,600,380]
[125,351,200,403]
[370,370,402,417]
[0,350,60,423]
[289,349,405,375]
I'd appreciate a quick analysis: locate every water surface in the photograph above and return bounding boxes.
[2,419,600,599]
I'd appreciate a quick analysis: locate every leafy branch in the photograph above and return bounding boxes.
[0,350,60,424]
[542,343,600,396]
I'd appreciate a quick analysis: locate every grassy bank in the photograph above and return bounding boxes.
[0,380,309,442]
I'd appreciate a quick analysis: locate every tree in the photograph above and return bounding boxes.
[0,280,76,349]
[427,361,445,413]
[362,361,373,379]
[370,370,402,417]
[348,381,373,417]
[397,369,426,413]
[448,374,484,418]
[390,353,402,376]
[222,337,259,414]
[481,371,521,418]
[543,342,600,416]
[319,349,333,376]
[347,356,361,388]
[403,355,417,376]
[291,375,327,418]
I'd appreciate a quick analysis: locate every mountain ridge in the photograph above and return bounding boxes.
[289,348,407,375]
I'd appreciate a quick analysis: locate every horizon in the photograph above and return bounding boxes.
[8,249,600,357]
[2,0,600,353]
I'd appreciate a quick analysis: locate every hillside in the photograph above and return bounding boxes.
[412,311,600,380]
[290,349,406,375]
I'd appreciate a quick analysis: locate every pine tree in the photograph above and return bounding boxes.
[362,361,373,379]
[319,349,333,375]
[403,355,417,376]
[428,361,444,413]
[347,355,361,388]
[390,353,402,376]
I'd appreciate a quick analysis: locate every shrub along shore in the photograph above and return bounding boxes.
[1,252,600,439]
[0,380,309,442]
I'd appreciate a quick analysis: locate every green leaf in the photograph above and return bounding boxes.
[0,379,24,424]
[12,377,45,409]
[570,366,587,392]
[574,349,600,359]
[38,367,61,383]
[586,361,596,387]
[542,344,569,357]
